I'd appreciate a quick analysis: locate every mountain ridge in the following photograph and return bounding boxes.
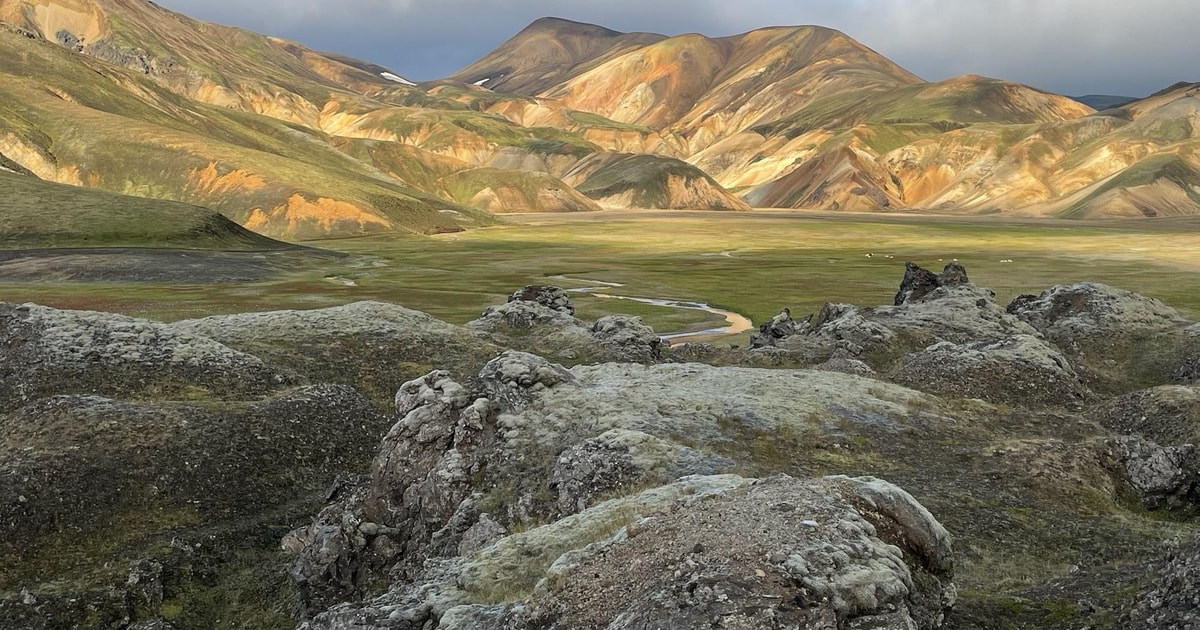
[0,4,1198,241]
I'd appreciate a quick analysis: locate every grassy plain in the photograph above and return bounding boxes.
[3,210,1200,338]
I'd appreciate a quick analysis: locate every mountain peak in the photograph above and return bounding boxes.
[445,15,666,94]
[521,16,626,37]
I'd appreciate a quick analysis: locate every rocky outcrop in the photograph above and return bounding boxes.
[290,369,501,617]
[1007,283,1191,391]
[1007,283,1187,344]
[289,350,948,620]
[506,285,575,315]
[1,302,289,411]
[171,301,498,401]
[752,263,1044,375]
[304,475,954,630]
[895,261,970,306]
[468,286,663,363]
[515,475,954,629]
[750,307,811,348]
[589,315,662,362]
[1124,537,1200,629]
[895,334,1090,407]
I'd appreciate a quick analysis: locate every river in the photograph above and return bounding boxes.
[551,276,755,345]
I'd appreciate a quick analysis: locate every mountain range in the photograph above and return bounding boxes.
[1,1,1198,241]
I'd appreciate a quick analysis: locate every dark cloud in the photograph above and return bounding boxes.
[155,0,1198,96]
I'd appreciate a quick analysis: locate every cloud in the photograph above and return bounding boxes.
[155,0,1198,96]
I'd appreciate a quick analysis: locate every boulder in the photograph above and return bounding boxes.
[753,263,1039,370]
[750,308,811,348]
[469,290,665,364]
[507,285,575,314]
[1006,283,1186,344]
[291,370,499,617]
[894,261,943,305]
[1007,283,1190,391]
[589,315,662,362]
[1104,436,1199,510]
[308,475,949,630]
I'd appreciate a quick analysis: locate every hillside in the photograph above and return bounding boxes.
[0,169,296,249]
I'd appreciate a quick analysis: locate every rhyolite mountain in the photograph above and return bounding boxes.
[1,3,1199,242]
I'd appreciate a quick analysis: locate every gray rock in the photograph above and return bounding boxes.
[894,261,971,306]
[507,285,575,314]
[895,261,943,306]
[469,298,582,333]
[300,557,473,630]
[814,347,877,377]
[478,351,575,409]
[469,289,666,364]
[750,308,811,348]
[366,372,499,554]
[458,513,507,556]
[590,315,662,362]
[552,429,732,515]
[755,264,1035,371]
[1124,537,1200,629]
[289,479,373,618]
[1106,435,1200,510]
[290,371,503,617]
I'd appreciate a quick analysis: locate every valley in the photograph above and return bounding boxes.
[4,212,1200,334]
[2,1,1200,629]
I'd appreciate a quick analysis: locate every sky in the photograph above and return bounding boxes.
[155,0,1199,97]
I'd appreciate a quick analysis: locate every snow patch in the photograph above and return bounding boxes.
[380,72,415,86]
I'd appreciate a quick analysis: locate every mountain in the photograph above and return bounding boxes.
[445,17,667,94]
[1,6,1198,237]
[451,18,1200,217]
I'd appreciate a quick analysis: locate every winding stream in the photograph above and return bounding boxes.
[551,276,754,345]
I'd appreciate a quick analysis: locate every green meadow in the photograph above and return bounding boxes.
[3,210,1200,339]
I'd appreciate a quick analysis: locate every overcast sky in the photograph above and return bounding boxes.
[156,0,1198,97]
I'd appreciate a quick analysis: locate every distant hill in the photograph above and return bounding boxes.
[0,169,297,249]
